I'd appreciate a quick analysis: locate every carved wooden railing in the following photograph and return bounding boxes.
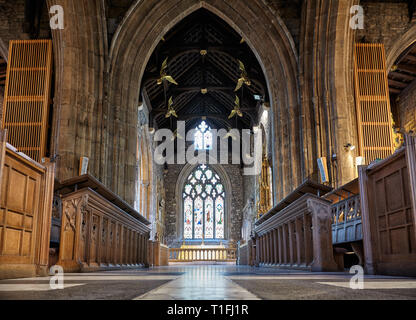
[331,194,362,244]
[56,176,151,272]
[0,130,55,279]
[254,194,338,272]
[169,247,237,262]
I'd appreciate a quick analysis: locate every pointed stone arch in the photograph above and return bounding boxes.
[386,25,416,71]
[108,0,303,204]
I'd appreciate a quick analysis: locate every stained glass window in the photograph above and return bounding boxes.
[194,121,213,150]
[183,164,225,240]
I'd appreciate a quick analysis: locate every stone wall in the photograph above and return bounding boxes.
[397,79,416,132]
[264,0,302,51]
[164,163,244,247]
[356,2,416,52]
[0,0,28,45]
[0,0,50,46]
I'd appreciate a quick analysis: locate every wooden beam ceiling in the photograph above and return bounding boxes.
[141,9,268,132]
[388,41,416,96]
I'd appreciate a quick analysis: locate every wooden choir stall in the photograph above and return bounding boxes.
[54,175,151,272]
[0,131,55,279]
[248,181,339,272]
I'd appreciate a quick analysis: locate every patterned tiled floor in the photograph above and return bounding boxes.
[0,265,415,300]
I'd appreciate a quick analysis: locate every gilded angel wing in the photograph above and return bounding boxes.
[234,78,244,92]
[228,110,237,119]
[164,76,178,85]
[238,60,246,72]
[160,58,169,75]
[235,95,240,107]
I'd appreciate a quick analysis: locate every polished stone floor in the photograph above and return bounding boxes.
[0,264,415,300]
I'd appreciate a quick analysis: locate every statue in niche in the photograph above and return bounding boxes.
[155,177,166,244]
[241,197,255,242]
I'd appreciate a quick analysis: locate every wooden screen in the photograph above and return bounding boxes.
[353,43,395,164]
[1,40,52,162]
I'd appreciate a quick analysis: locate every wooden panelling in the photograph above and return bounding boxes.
[57,188,151,272]
[359,145,416,276]
[354,43,395,164]
[0,130,55,279]
[1,40,52,162]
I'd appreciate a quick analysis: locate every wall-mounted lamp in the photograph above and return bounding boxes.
[344,143,356,151]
